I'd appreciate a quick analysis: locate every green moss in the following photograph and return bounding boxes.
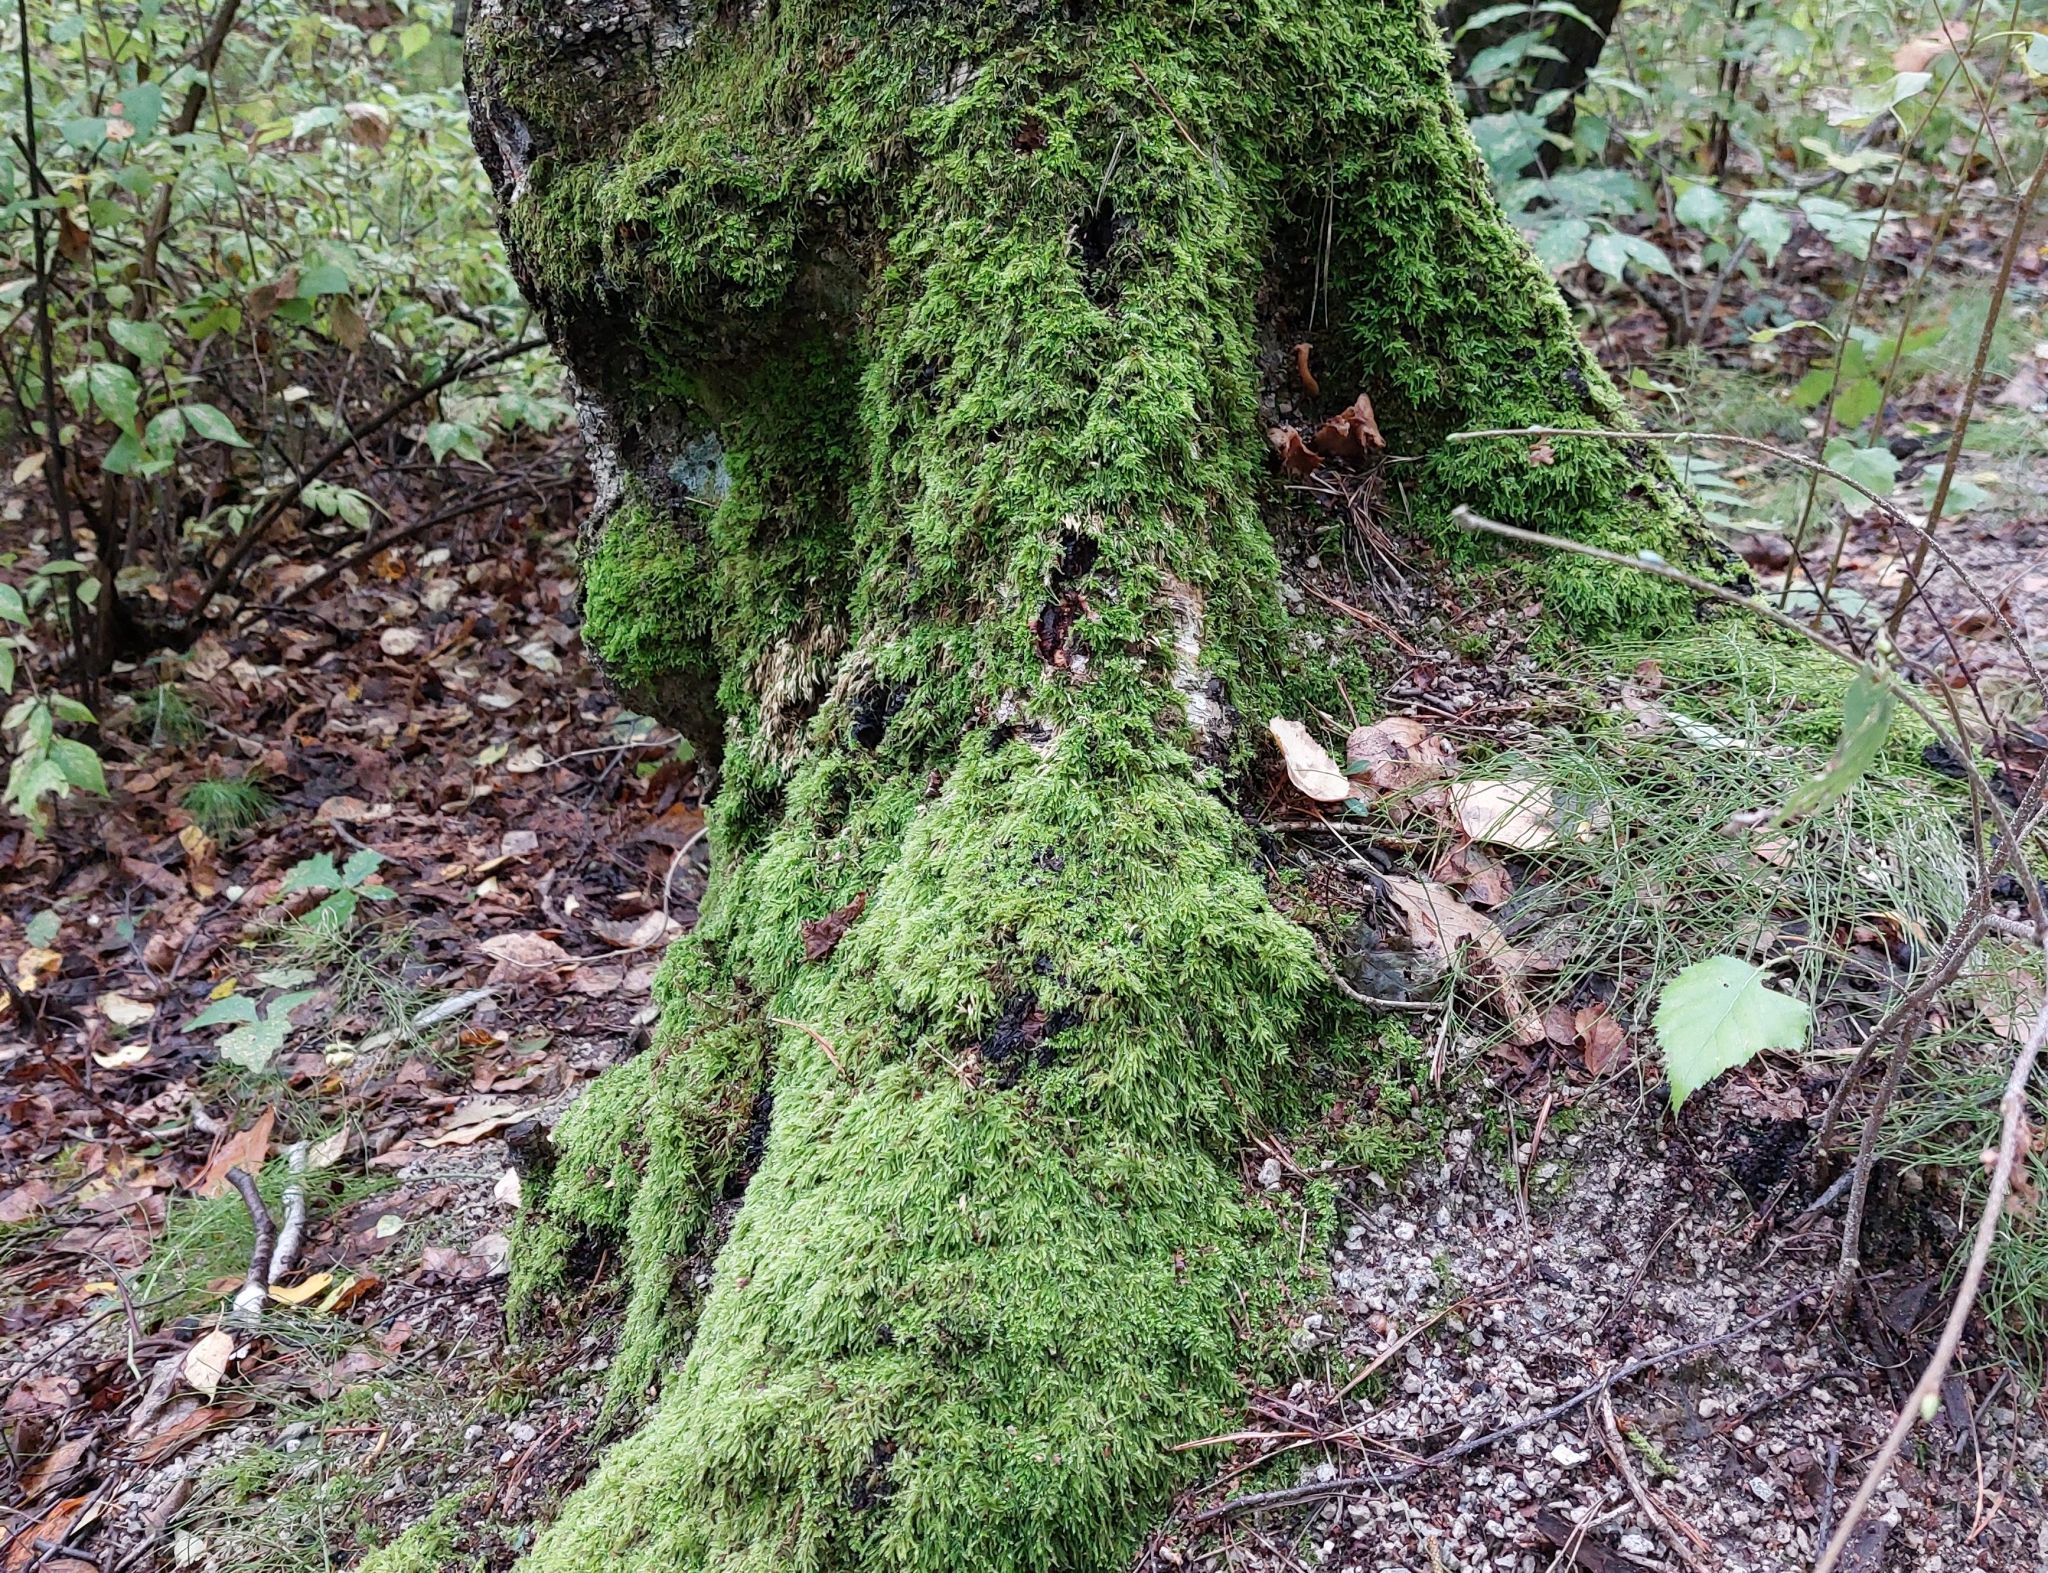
[464,2,1736,1569]
[354,1495,481,1573]
[580,488,715,715]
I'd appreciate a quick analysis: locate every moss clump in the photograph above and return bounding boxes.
[463,1,1728,1569]
[354,1495,480,1573]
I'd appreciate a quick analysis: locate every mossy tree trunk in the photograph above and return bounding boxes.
[464,3,1704,1568]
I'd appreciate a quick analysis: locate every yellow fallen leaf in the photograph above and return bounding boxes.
[79,1280,118,1298]
[99,991,157,1027]
[92,1042,151,1070]
[268,1271,335,1307]
[14,947,61,993]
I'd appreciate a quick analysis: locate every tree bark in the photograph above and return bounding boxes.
[464,4,1705,1568]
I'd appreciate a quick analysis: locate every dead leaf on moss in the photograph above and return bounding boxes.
[1269,718,1350,803]
[801,892,868,963]
[1311,393,1385,462]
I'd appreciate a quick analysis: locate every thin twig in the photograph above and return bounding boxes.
[191,336,548,620]
[770,1016,849,1079]
[1812,939,2048,1573]
[278,478,551,606]
[269,1141,308,1285]
[1885,149,2048,640]
[223,1166,275,1331]
[1446,507,2047,937]
[1189,1286,1815,1524]
[1597,1390,1720,1573]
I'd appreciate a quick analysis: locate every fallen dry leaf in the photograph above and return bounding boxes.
[590,911,680,950]
[1576,1003,1627,1074]
[130,1402,254,1466]
[194,1109,275,1198]
[801,892,869,963]
[181,1328,235,1401]
[1432,843,1513,907]
[1380,875,1543,1040]
[14,946,61,993]
[1311,393,1385,462]
[422,1098,524,1148]
[18,1436,89,1502]
[1893,30,1963,72]
[1526,439,1556,466]
[267,1271,335,1307]
[378,626,424,657]
[98,991,156,1027]
[4,1496,93,1572]
[480,931,572,984]
[1266,426,1323,478]
[1450,778,1558,852]
[1269,717,1350,803]
[1346,715,1455,793]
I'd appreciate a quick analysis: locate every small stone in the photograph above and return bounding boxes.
[1549,1442,1590,1467]
[1258,1157,1284,1190]
[1620,1533,1656,1556]
[510,1422,538,1444]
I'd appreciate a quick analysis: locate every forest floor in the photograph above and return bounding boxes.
[5,267,2048,1572]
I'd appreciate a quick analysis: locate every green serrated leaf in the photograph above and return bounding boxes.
[1674,183,1728,231]
[1821,438,1899,509]
[339,847,384,887]
[1655,956,1811,1109]
[48,737,107,796]
[219,1014,291,1071]
[1737,201,1792,265]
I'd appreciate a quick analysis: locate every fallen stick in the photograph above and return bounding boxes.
[1597,1389,1719,1573]
[224,1167,276,1331]
[1812,942,2048,1573]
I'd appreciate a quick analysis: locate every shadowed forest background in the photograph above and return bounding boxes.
[4,4,2048,1572]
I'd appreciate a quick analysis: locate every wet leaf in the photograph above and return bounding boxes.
[1266,426,1322,478]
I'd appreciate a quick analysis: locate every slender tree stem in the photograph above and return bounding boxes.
[1883,149,2048,641]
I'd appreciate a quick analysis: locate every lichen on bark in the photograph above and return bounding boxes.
[463,2,1715,1567]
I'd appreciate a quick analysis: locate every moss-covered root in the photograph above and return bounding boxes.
[461,0,1722,1568]
[521,755,1319,1573]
